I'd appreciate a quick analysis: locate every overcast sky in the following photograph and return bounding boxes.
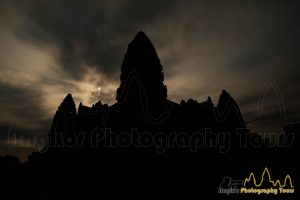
[0,0,299,161]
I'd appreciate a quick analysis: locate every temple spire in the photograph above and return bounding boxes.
[116,31,167,103]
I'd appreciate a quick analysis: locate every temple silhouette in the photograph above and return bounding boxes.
[47,31,246,152]
[0,32,298,199]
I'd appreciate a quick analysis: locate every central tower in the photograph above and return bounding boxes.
[116,31,167,105]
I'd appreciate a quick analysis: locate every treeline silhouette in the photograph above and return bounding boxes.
[1,32,298,199]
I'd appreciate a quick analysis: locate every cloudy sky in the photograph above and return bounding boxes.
[0,0,299,161]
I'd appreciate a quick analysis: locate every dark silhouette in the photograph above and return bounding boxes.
[1,32,297,199]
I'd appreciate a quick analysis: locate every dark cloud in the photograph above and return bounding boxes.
[0,82,51,133]
[3,0,174,79]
